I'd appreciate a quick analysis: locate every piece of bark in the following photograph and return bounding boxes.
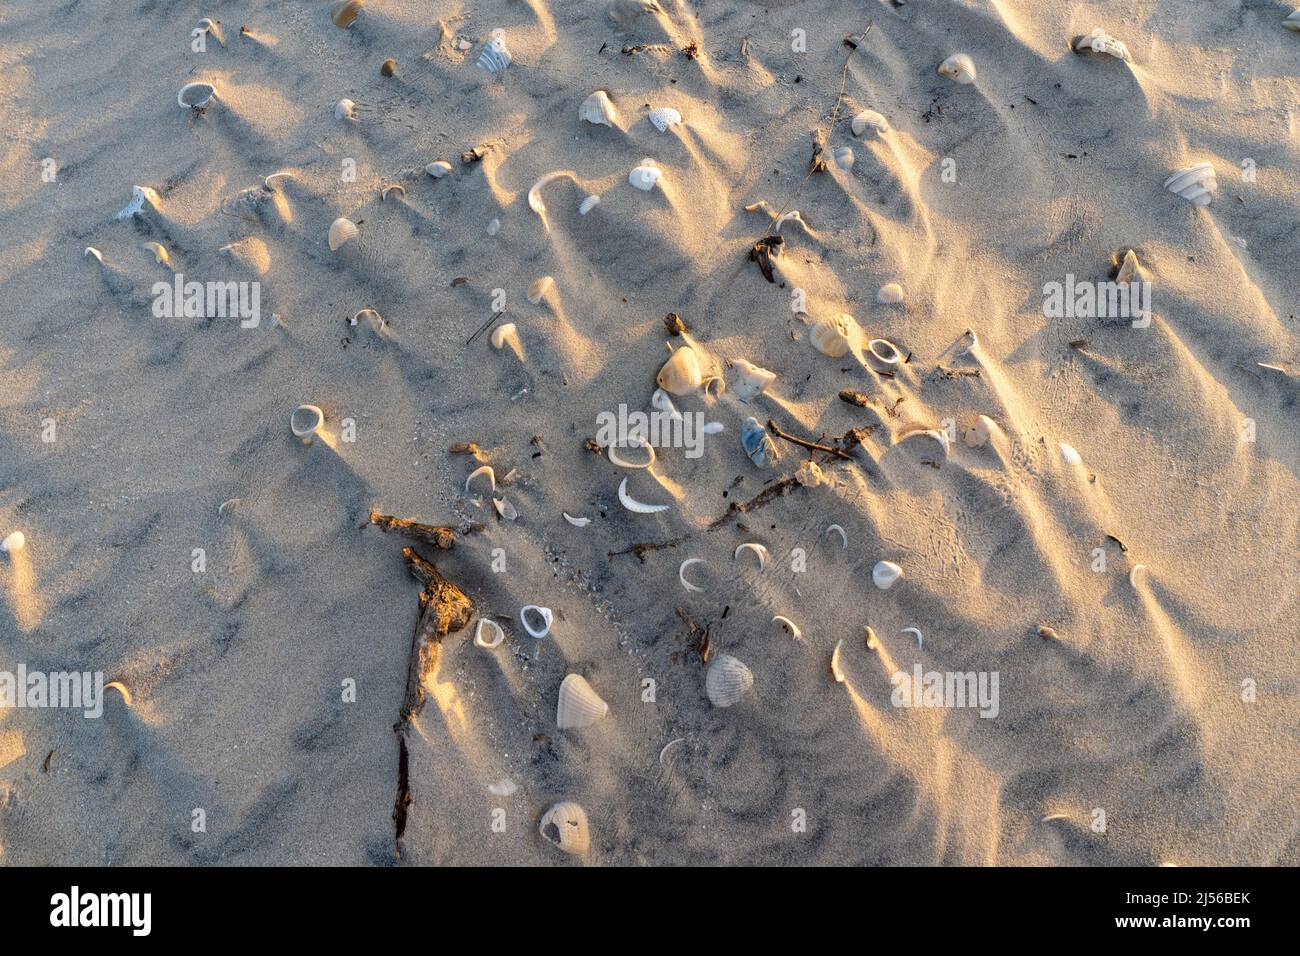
[370,511,455,550]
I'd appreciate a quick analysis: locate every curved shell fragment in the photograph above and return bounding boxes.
[873,560,903,590]
[528,275,554,304]
[115,185,160,220]
[290,404,324,438]
[851,109,889,137]
[772,615,802,640]
[493,497,518,521]
[84,246,104,263]
[1074,26,1131,62]
[733,542,769,571]
[178,82,216,109]
[937,53,977,83]
[562,512,591,528]
[618,476,669,514]
[474,618,506,649]
[142,241,169,265]
[606,438,656,469]
[678,558,707,593]
[539,801,589,855]
[426,160,453,178]
[477,29,512,73]
[527,169,577,232]
[465,465,495,495]
[830,640,845,682]
[520,605,553,639]
[648,107,682,132]
[824,524,848,549]
[901,626,923,649]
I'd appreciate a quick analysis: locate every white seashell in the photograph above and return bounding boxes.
[656,346,702,395]
[872,560,903,590]
[679,558,707,593]
[488,778,517,796]
[901,626,923,649]
[486,218,501,236]
[832,146,855,170]
[527,170,576,232]
[489,322,523,359]
[477,30,512,73]
[830,640,845,682]
[528,275,554,304]
[1,531,26,554]
[618,476,670,514]
[115,185,160,220]
[563,512,590,527]
[335,99,356,122]
[864,626,879,650]
[1060,442,1082,466]
[178,82,216,109]
[474,619,506,649]
[196,18,224,45]
[702,421,725,434]
[876,282,905,304]
[520,605,553,639]
[425,160,453,178]
[556,674,609,729]
[809,314,859,358]
[772,615,802,640]
[1286,11,1300,31]
[606,438,656,469]
[539,801,589,855]
[825,524,848,549]
[733,542,769,571]
[629,159,662,192]
[465,465,495,495]
[1164,162,1217,207]
[651,388,683,422]
[141,241,169,265]
[290,404,324,439]
[703,375,725,398]
[493,497,518,521]
[1115,249,1142,285]
[1074,27,1131,62]
[705,654,754,708]
[795,459,826,487]
[328,217,359,251]
[867,338,902,366]
[84,246,103,263]
[937,53,977,84]
[732,358,776,402]
[1129,564,1147,588]
[963,415,995,448]
[648,107,682,132]
[579,91,619,127]
[578,194,601,215]
[901,428,950,460]
[851,109,889,137]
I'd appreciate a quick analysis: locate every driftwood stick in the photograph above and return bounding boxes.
[767,419,854,460]
[708,477,801,529]
[370,511,455,550]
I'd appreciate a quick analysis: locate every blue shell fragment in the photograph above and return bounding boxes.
[740,417,780,468]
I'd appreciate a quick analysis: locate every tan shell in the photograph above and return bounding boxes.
[539,801,590,855]
[331,0,364,28]
[579,90,619,128]
[809,313,858,358]
[556,674,609,729]
[963,415,995,448]
[937,53,977,84]
[528,275,554,304]
[705,654,754,708]
[656,345,702,394]
[328,217,359,251]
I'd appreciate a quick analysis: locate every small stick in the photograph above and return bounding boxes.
[608,537,688,562]
[370,511,455,549]
[767,419,854,460]
[708,476,800,529]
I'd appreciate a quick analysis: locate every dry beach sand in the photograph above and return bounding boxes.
[0,0,1297,865]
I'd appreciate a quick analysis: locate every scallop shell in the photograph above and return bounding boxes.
[877,282,905,304]
[937,53,977,84]
[579,90,619,127]
[425,160,453,178]
[178,82,216,109]
[328,217,359,251]
[1073,27,1130,62]
[1,531,26,554]
[740,416,780,468]
[1164,162,1217,207]
[851,109,889,137]
[556,674,609,729]
[648,107,682,132]
[705,654,754,708]
[331,0,364,28]
[832,146,855,170]
[872,560,903,590]
[732,358,775,402]
[335,98,356,121]
[809,314,858,358]
[867,338,902,366]
[528,275,554,304]
[539,801,590,855]
[629,158,662,192]
[656,346,702,394]
[477,30,512,73]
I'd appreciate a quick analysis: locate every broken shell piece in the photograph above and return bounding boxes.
[1129,564,1147,588]
[105,681,132,705]
[331,0,364,28]
[178,82,216,109]
[900,428,950,460]
[465,465,495,495]
[809,314,859,358]
[380,58,397,77]
[734,542,769,571]
[477,29,512,73]
[579,90,619,127]
[872,560,903,590]
[527,170,577,232]
[520,605,553,639]
[539,801,589,855]
[381,184,406,202]
[679,558,707,593]
[867,338,902,366]
[141,241,169,266]
[1060,442,1082,466]
[651,388,683,422]
[489,322,524,358]
[824,524,848,549]
[629,158,662,192]
[328,217,359,251]
[877,282,905,304]
[578,194,600,215]
[115,185,160,220]
[474,619,506,649]
[493,497,518,521]
[1037,624,1059,640]
[84,247,103,263]
[1073,27,1131,62]
[196,18,224,45]
[1,531,26,554]
[702,421,725,434]
[772,615,802,640]
[740,417,780,468]
[656,346,702,394]
[851,109,889,137]
[1115,249,1142,284]
[832,146,855,170]
[1164,163,1217,207]
[335,98,356,121]
[864,626,879,650]
[901,626,923,649]
[937,53,977,83]
[528,275,554,304]
[963,415,995,448]
[486,218,501,236]
[606,438,656,469]
[556,674,609,729]
[425,160,453,178]
[732,358,776,402]
[290,404,324,440]
[648,107,682,132]
[1286,11,1300,31]
[562,512,590,527]
[618,476,670,514]
[706,654,754,708]
[830,640,845,682]
[795,459,826,487]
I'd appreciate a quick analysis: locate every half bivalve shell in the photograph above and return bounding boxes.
[556,674,609,729]
[809,313,859,358]
[656,345,702,394]
[705,654,754,708]
[539,801,590,855]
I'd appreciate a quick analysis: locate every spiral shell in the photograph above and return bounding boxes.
[556,674,609,729]
[705,654,754,708]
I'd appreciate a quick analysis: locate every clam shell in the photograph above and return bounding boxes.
[809,314,858,358]
[579,90,619,127]
[740,416,780,468]
[425,160,453,178]
[477,30,512,73]
[732,358,775,401]
[528,275,554,304]
[876,282,905,304]
[656,345,702,394]
[705,654,754,708]
[539,801,590,855]
[851,109,889,137]
[629,159,662,191]
[872,560,903,590]
[556,674,609,729]
[832,145,855,169]
[937,53,977,83]
[648,107,682,132]
[1164,162,1216,207]
[328,217,359,251]
[331,0,364,28]
[178,82,216,109]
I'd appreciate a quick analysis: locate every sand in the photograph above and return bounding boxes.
[0,0,1297,865]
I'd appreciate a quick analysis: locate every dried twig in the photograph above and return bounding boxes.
[369,511,455,549]
[767,419,854,460]
[708,477,801,528]
[608,537,688,563]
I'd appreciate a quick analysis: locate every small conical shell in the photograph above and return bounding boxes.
[556,674,609,729]
[937,53,977,84]
[809,314,858,358]
[872,560,903,590]
[579,90,619,127]
[328,217,359,251]
[851,109,889,137]
[656,346,702,394]
[539,801,590,855]
[706,654,754,707]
